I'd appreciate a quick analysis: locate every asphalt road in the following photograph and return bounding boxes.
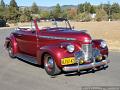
[0,28,120,90]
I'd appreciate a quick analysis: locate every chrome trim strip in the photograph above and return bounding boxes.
[39,36,76,40]
[63,59,110,72]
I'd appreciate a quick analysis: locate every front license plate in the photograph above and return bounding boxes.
[61,57,75,65]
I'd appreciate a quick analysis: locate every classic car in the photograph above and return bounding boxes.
[4,18,110,76]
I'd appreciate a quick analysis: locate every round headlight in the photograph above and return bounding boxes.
[67,44,75,53]
[100,40,107,48]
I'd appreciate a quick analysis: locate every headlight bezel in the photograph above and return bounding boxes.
[66,44,75,53]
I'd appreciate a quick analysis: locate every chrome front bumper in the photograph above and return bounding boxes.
[63,59,110,72]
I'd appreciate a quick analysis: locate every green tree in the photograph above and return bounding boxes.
[102,3,111,15]
[77,4,84,13]
[0,6,4,19]
[1,6,10,21]
[7,0,20,23]
[53,3,62,18]
[111,3,120,14]
[8,7,20,23]
[40,11,50,19]
[112,13,120,20]
[76,12,91,22]
[10,0,19,10]
[19,14,28,22]
[20,7,32,22]
[31,2,39,14]
[78,2,92,13]
[61,10,68,19]
[0,0,5,19]
[96,9,108,21]
[90,6,96,14]
[49,10,54,18]
[0,0,5,8]
[67,8,77,20]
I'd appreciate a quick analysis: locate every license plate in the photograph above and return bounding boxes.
[61,57,75,65]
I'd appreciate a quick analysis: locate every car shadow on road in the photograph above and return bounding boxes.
[16,57,109,77]
[64,66,109,77]
[16,57,44,69]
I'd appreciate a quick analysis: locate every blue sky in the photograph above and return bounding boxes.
[3,0,120,6]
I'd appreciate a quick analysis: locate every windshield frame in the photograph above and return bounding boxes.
[32,18,72,30]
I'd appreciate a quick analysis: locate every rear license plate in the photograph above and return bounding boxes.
[61,57,75,65]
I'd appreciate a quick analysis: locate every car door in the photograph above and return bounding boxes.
[15,30,37,57]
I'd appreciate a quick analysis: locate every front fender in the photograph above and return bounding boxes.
[4,34,18,55]
[38,45,73,68]
[92,39,108,56]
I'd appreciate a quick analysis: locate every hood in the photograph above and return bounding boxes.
[40,28,92,43]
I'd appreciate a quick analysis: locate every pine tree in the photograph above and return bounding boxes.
[10,0,19,10]
[53,3,62,18]
[31,2,39,14]
[78,2,92,13]
[9,0,20,23]
[111,3,120,14]
[55,4,61,14]
[90,6,96,14]
[0,0,5,8]
[0,0,5,19]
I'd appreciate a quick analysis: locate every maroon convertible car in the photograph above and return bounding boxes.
[4,18,110,76]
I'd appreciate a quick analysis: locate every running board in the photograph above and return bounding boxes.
[16,53,37,64]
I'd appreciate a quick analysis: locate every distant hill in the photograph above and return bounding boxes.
[61,5,77,10]
[20,5,77,11]
[40,5,77,11]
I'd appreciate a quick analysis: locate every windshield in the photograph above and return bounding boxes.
[34,18,71,30]
[18,18,72,31]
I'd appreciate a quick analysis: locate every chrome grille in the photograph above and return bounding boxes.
[82,44,92,61]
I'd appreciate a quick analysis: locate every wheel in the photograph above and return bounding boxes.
[8,43,15,58]
[91,68,96,73]
[103,64,108,70]
[96,66,102,70]
[44,54,61,76]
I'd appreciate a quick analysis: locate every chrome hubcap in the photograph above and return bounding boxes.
[45,57,54,72]
[8,46,13,56]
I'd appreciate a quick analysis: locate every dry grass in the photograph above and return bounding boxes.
[16,21,120,51]
[71,21,120,51]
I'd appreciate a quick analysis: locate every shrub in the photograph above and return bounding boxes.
[112,13,120,20]
[96,9,108,21]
